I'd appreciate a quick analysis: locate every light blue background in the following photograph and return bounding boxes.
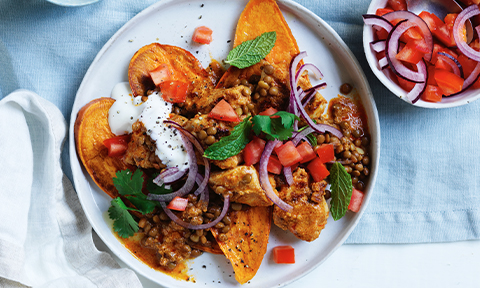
[1,0,479,243]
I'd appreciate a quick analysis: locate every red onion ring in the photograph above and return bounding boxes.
[382,10,433,62]
[160,196,229,230]
[147,132,197,202]
[453,5,480,62]
[386,19,427,83]
[283,166,294,186]
[370,40,386,52]
[295,63,324,81]
[259,140,293,212]
[163,120,211,197]
[408,59,428,104]
[362,14,393,33]
[153,167,187,186]
[437,52,463,78]
[378,56,389,69]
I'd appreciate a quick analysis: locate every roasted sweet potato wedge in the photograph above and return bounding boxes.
[74,97,130,199]
[211,206,273,284]
[128,43,217,104]
[217,0,327,114]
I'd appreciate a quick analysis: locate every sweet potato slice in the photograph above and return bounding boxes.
[128,43,216,98]
[74,97,130,198]
[217,0,327,114]
[211,206,273,284]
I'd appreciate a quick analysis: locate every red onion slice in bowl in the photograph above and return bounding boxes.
[407,59,427,104]
[437,52,463,78]
[382,10,433,62]
[386,19,426,83]
[454,5,480,62]
[362,14,393,33]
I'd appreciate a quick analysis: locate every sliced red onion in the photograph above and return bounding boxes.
[444,61,480,98]
[370,40,386,52]
[283,166,294,186]
[302,83,327,107]
[386,19,426,83]
[147,132,197,202]
[163,120,211,197]
[437,52,463,78]
[362,14,393,33]
[378,56,389,69]
[153,167,187,186]
[292,127,314,145]
[382,10,433,62]
[407,59,428,104]
[259,140,293,212]
[295,63,324,81]
[453,5,480,62]
[160,196,229,230]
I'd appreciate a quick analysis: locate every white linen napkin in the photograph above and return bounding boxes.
[0,90,142,288]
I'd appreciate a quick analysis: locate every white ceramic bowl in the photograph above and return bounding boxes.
[363,0,480,108]
[70,0,380,287]
[46,0,99,7]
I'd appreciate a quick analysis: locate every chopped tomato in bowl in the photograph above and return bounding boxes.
[363,0,480,108]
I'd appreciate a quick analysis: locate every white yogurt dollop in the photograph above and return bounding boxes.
[108,82,189,170]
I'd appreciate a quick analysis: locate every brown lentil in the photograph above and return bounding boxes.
[198,130,207,140]
[240,79,249,86]
[218,233,228,242]
[340,83,353,94]
[264,64,274,75]
[259,88,268,97]
[264,75,273,84]
[268,86,279,96]
[235,107,243,116]
[207,127,217,135]
[242,86,252,96]
[205,135,216,145]
[258,80,269,89]
[231,203,243,211]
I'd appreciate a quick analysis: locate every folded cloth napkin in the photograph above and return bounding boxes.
[0,90,142,287]
[1,0,480,248]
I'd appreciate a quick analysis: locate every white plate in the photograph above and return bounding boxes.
[363,0,480,108]
[69,0,380,287]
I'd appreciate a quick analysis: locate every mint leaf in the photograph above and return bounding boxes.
[147,174,173,195]
[204,116,252,160]
[252,111,299,141]
[225,31,276,69]
[329,162,353,221]
[109,198,139,238]
[113,169,143,196]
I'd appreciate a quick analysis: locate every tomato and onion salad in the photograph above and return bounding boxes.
[364,0,480,103]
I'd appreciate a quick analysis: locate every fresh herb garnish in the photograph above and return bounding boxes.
[306,132,317,147]
[109,169,170,238]
[252,111,299,141]
[203,116,252,160]
[108,197,140,239]
[203,111,298,160]
[328,162,353,221]
[225,31,276,69]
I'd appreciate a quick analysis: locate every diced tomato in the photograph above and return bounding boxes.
[375,28,389,41]
[434,69,464,96]
[149,64,172,86]
[348,188,364,213]
[434,24,456,47]
[389,19,423,43]
[158,81,189,103]
[307,157,330,182]
[396,39,428,64]
[418,11,444,32]
[444,13,467,44]
[387,0,407,10]
[457,54,477,78]
[431,44,458,64]
[208,99,240,122]
[258,107,278,116]
[396,76,415,91]
[275,141,303,167]
[166,196,188,211]
[315,144,335,163]
[421,84,443,102]
[296,141,316,164]
[192,26,213,44]
[376,8,393,16]
[434,58,454,73]
[273,245,295,264]
[244,136,266,166]
[444,13,457,27]
[103,135,130,157]
[267,155,283,175]
[426,65,437,86]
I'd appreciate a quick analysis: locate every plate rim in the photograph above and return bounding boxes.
[69,0,380,287]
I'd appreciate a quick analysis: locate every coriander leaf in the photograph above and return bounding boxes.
[252,111,299,141]
[306,133,317,147]
[126,196,156,215]
[329,162,353,221]
[108,198,139,238]
[204,116,252,160]
[113,169,144,196]
[225,31,276,69]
